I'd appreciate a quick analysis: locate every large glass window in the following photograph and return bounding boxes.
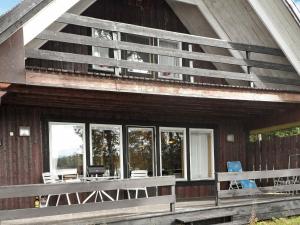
[127,127,155,177]
[160,127,187,180]
[49,122,86,175]
[189,129,214,180]
[90,124,123,178]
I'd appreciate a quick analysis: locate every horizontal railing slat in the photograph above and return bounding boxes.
[0,195,175,220]
[36,30,295,73]
[0,176,175,199]
[218,168,300,182]
[58,13,285,56]
[218,183,300,198]
[25,49,259,82]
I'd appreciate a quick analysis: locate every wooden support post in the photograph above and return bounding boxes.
[246,51,254,88]
[113,31,121,76]
[170,184,176,212]
[188,44,194,83]
[215,172,220,206]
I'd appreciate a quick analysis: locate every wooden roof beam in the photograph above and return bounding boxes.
[25,71,300,103]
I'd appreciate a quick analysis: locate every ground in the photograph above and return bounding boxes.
[257,216,300,225]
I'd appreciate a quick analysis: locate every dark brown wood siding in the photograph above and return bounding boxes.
[247,135,300,171]
[0,106,43,209]
[0,102,248,208]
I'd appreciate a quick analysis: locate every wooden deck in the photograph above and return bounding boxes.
[2,196,300,225]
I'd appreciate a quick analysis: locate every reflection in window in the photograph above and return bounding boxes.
[122,34,153,74]
[160,128,186,179]
[190,129,214,180]
[49,122,85,175]
[127,127,154,176]
[90,124,122,177]
[91,28,114,72]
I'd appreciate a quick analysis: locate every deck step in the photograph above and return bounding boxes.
[175,210,236,224]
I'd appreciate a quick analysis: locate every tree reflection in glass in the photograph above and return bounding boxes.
[127,127,154,177]
[91,125,121,177]
[161,130,185,178]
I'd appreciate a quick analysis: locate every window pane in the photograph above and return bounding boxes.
[127,127,154,176]
[122,34,152,74]
[190,129,214,180]
[92,28,114,72]
[49,123,85,175]
[160,128,186,179]
[90,125,122,177]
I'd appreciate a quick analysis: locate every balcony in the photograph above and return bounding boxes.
[24,13,299,92]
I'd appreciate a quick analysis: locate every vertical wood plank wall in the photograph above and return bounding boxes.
[0,104,247,208]
[247,135,300,172]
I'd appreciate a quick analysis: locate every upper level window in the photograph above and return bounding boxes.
[90,124,123,178]
[189,129,215,180]
[91,28,114,72]
[49,122,86,175]
[122,34,153,74]
[160,127,187,180]
[158,39,182,80]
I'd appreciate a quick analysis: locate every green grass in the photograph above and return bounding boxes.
[257,216,300,225]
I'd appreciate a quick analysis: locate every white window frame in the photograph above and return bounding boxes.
[49,122,86,176]
[126,125,157,177]
[159,127,187,181]
[189,128,215,181]
[89,124,123,179]
[157,39,183,80]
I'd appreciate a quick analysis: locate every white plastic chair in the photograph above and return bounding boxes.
[57,168,81,204]
[42,169,81,206]
[127,170,149,199]
[42,172,64,206]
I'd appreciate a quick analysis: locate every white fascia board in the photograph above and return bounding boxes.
[23,0,80,45]
[248,0,300,76]
[25,0,97,49]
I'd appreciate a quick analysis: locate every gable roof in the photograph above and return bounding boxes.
[0,0,299,83]
[0,0,53,45]
[284,0,300,26]
[249,0,300,76]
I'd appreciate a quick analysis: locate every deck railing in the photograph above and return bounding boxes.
[24,13,299,91]
[0,176,176,221]
[216,168,300,205]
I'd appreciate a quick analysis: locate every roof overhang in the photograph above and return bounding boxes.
[248,0,300,75]
[25,70,300,103]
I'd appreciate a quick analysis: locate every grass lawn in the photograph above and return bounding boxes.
[256,216,300,225]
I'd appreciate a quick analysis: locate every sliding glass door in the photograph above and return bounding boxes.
[127,127,155,177]
[90,124,123,178]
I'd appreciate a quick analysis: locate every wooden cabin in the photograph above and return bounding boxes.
[0,0,300,223]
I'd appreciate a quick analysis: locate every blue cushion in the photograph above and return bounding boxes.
[240,180,257,189]
[227,161,242,172]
